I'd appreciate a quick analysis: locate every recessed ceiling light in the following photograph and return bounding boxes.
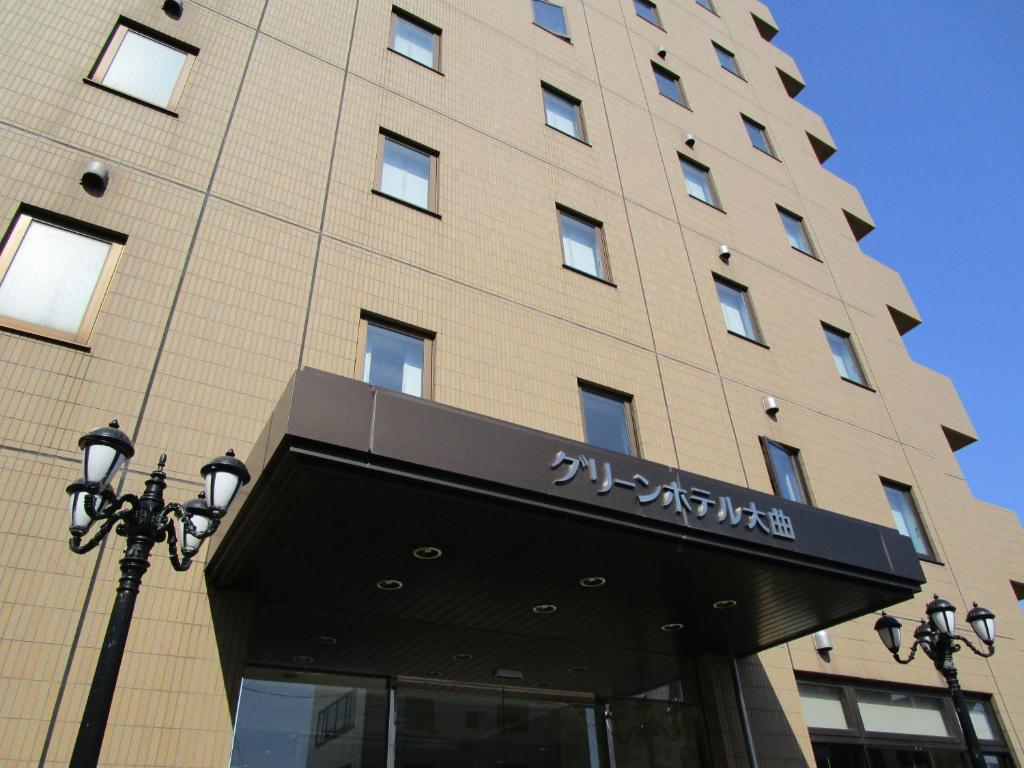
[452,652,474,661]
[568,665,588,673]
[532,604,558,614]
[377,579,404,591]
[713,599,738,609]
[292,655,314,664]
[426,670,443,678]
[660,623,684,632]
[579,576,606,588]
[312,635,337,645]
[413,546,443,560]
[537,681,552,688]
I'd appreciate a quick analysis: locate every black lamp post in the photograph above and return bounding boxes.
[64,420,250,768]
[874,595,997,768]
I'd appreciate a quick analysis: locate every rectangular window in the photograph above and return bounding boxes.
[88,20,197,112]
[742,115,776,157]
[882,480,931,557]
[580,384,637,456]
[823,324,868,386]
[533,0,569,39]
[762,438,810,504]
[359,317,433,398]
[652,63,687,106]
[558,207,607,280]
[797,683,851,731]
[542,84,585,141]
[376,132,438,213]
[633,0,662,28]
[680,157,721,208]
[713,43,743,78]
[390,8,441,71]
[714,277,762,343]
[0,208,124,347]
[778,207,815,256]
[696,0,717,13]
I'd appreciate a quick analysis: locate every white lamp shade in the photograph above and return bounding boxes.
[84,443,125,487]
[205,470,241,510]
[926,596,956,637]
[966,604,996,646]
[874,613,902,653]
[69,491,94,532]
[181,513,212,555]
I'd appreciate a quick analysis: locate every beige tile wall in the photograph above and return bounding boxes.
[0,0,1019,765]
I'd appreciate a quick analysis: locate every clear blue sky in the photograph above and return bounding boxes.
[767,1,1024,522]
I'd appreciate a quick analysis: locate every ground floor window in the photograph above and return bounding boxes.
[229,668,711,768]
[798,678,1015,768]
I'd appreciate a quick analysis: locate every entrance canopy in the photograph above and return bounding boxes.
[206,369,924,695]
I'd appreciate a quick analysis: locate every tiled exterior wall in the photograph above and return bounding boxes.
[0,0,1021,766]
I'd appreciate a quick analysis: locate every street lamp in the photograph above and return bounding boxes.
[64,420,250,768]
[874,595,996,768]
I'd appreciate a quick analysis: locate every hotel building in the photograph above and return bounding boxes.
[0,0,1021,766]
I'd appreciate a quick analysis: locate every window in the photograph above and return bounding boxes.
[696,0,717,14]
[743,116,776,157]
[376,132,438,213]
[680,157,721,208]
[714,277,763,343]
[778,207,815,256]
[0,208,124,347]
[580,385,637,456]
[652,63,687,106]
[542,84,586,141]
[881,480,931,557]
[390,8,441,71]
[533,0,569,39]
[762,438,810,504]
[713,43,743,78]
[88,20,197,112]
[558,207,608,280]
[633,0,662,28]
[359,317,432,397]
[823,324,868,386]
[800,681,1014,768]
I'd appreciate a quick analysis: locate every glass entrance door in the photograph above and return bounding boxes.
[229,669,710,768]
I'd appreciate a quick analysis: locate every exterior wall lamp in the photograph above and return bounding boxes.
[64,420,250,768]
[874,594,996,768]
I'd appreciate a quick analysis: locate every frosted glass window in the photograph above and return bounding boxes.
[98,28,189,109]
[714,43,742,77]
[392,12,438,69]
[581,388,635,456]
[968,701,997,742]
[533,0,568,38]
[883,481,931,557]
[363,324,426,397]
[544,87,583,140]
[743,116,775,156]
[715,279,760,341]
[824,326,867,385]
[559,211,604,279]
[0,216,119,345]
[856,690,951,737]
[681,158,719,207]
[764,439,809,503]
[633,0,661,27]
[653,64,686,105]
[779,208,815,255]
[798,684,850,731]
[380,137,433,210]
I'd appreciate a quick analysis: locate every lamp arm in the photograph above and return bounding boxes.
[69,510,127,554]
[892,640,921,665]
[955,634,995,658]
[162,503,194,572]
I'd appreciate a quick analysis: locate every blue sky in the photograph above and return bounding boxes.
[767,2,1024,521]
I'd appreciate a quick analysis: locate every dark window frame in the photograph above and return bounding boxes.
[651,62,688,107]
[374,129,441,216]
[556,204,613,284]
[777,205,818,259]
[532,0,571,41]
[880,478,935,560]
[357,311,435,399]
[822,322,871,388]
[713,274,766,346]
[389,6,443,73]
[541,82,588,144]
[578,380,640,457]
[680,155,724,210]
[633,0,664,29]
[742,114,777,158]
[712,42,744,79]
[760,437,812,505]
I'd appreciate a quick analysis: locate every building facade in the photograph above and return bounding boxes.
[0,0,1021,767]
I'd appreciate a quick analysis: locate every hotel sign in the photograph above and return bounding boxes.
[550,450,796,540]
